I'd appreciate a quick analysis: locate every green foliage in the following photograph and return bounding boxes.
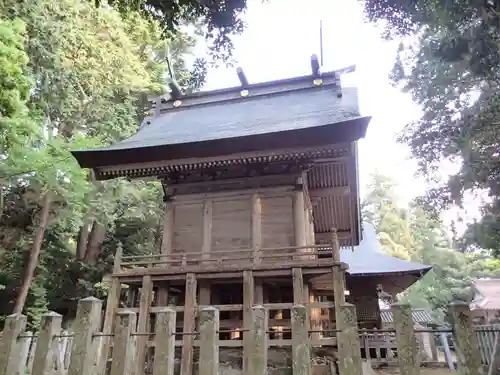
[362,0,500,256]
[103,0,247,62]
[0,19,30,117]
[0,18,37,157]
[0,0,205,327]
[363,172,500,323]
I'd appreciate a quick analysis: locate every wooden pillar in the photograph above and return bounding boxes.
[292,268,304,304]
[428,324,439,361]
[199,308,219,375]
[392,304,419,375]
[337,303,362,375]
[449,302,483,375]
[153,308,176,375]
[302,281,313,336]
[198,281,211,305]
[252,193,262,264]
[99,245,123,374]
[136,275,153,375]
[306,206,315,246]
[202,200,212,261]
[331,230,346,330]
[180,273,197,375]
[32,312,62,375]
[127,286,138,308]
[0,313,27,375]
[243,270,255,374]
[294,177,306,249]
[291,305,312,375]
[255,279,264,305]
[156,282,169,306]
[273,287,284,340]
[309,293,322,341]
[305,208,312,246]
[68,298,102,375]
[248,306,269,375]
[110,311,136,375]
[161,198,174,254]
[303,282,310,306]
[303,180,315,249]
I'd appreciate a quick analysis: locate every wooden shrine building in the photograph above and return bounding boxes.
[71,60,430,374]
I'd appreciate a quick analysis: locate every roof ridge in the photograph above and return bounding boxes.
[175,68,351,100]
[149,74,343,116]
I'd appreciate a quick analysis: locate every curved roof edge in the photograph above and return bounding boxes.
[341,222,432,276]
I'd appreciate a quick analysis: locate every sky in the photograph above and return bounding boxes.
[199,0,425,201]
[195,0,479,231]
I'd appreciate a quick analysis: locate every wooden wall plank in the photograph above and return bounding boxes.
[173,203,203,254]
[211,198,251,251]
[261,195,294,248]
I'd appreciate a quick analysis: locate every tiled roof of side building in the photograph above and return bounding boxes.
[380,309,434,325]
[471,278,500,310]
[312,222,431,293]
[340,222,432,276]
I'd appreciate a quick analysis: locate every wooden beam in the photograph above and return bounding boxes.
[171,186,294,204]
[172,174,298,195]
[180,273,197,375]
[114,261,339,281]
[314,231,351,243]
[99,143,349,175]
[310,186,350,204]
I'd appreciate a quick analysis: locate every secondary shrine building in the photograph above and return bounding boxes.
[72,63,430,374]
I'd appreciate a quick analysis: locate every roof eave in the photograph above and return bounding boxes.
[72,116,371,171]
[347,265,432,277]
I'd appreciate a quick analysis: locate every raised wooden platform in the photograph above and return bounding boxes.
[112,245,347,283]
[100,238,349,375]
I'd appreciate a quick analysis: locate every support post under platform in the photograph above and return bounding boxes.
[180,273,197,375]
[331,230,346,329]
[99,245,123,375]
[243,270,255,374]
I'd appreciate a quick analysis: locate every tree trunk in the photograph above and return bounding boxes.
[82,221,106,266]
[76,220,92,260]
[13,193,52,314]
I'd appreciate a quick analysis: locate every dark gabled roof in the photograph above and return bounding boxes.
[341,222,432,276]
[92,86,360,152]
[71,70,369,169]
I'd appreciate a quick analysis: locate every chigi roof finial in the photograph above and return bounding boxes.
[236,67,249,87]
[310,54,321,78]
[236,67,250,97]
